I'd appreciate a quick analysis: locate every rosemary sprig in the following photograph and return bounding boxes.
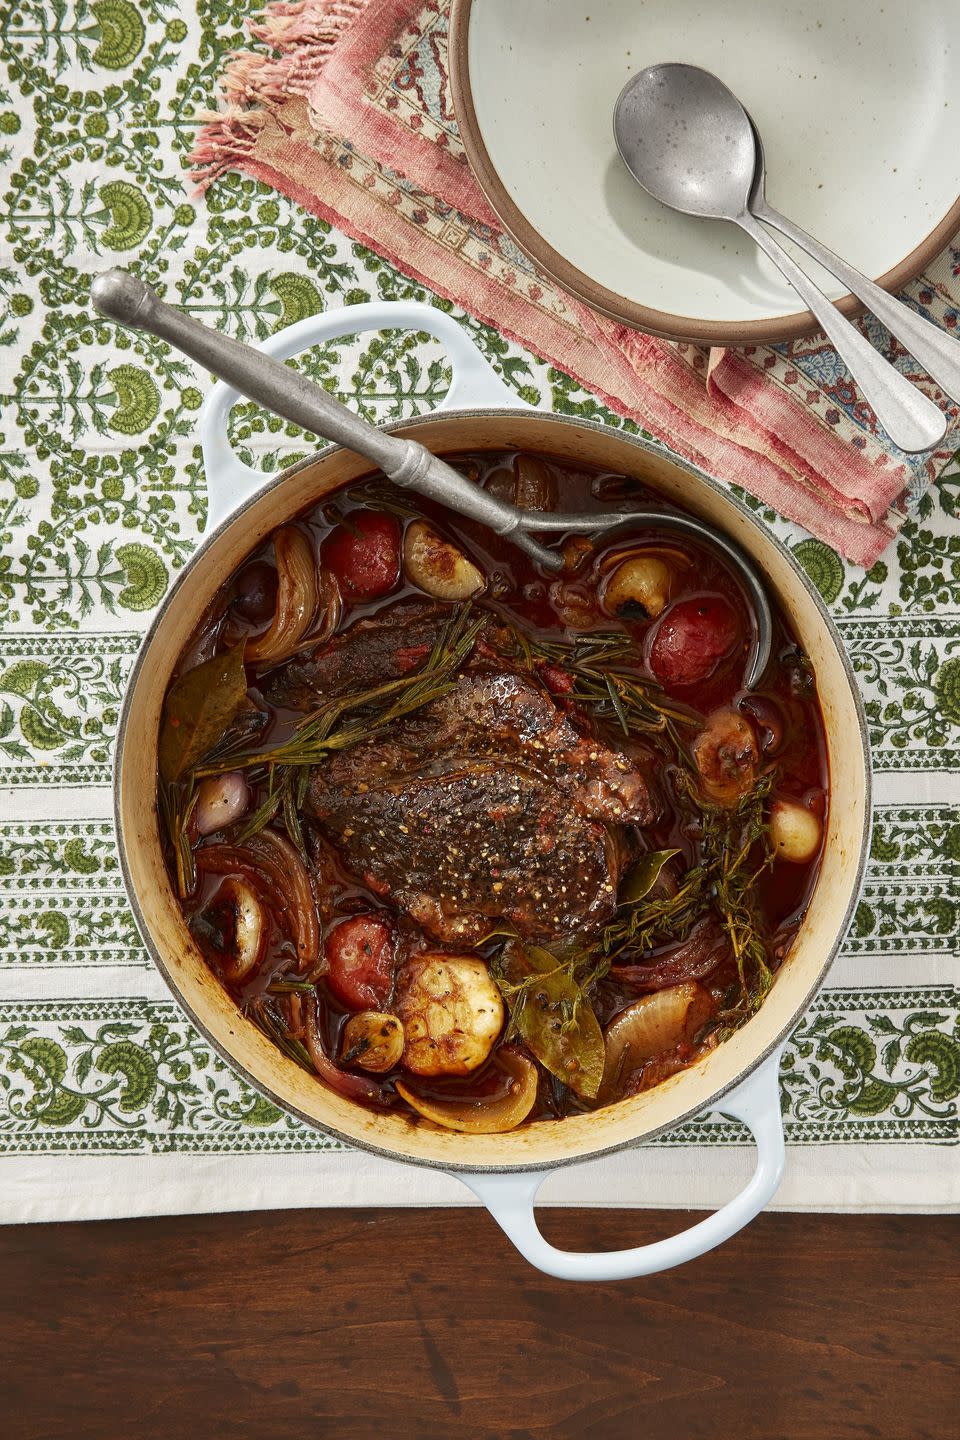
[159,777,197,899]
[198,604,484,776]
[597,771,776,1014]
[266,977,317,994]
[498,622,700,747]
[249,999,313,1071]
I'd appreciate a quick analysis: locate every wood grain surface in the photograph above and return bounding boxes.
[1,1209,956,1439]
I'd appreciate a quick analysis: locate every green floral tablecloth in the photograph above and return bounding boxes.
[0,2,956,1220]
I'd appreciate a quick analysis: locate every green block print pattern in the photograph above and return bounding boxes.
[0,990,954,1154]
[0,822,140,968]
[0,632,134,786]
[1,622,957,784]
[1,805,954,971]
[0,2,957,1185]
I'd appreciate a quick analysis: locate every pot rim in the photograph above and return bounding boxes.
[114,408,872,1173]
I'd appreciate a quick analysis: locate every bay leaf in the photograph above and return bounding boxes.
[158,643,248,783]
[620,848,681,905]
[495,943,604,1100]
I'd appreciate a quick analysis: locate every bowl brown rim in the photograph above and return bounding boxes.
[448,0,960,345]
[114,409,872,1173]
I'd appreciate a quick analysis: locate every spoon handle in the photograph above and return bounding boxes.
[89,268,559,568]
[736,212,947,453]
[753,198,960,407]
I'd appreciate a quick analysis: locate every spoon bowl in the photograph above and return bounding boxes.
[614,64,755,221]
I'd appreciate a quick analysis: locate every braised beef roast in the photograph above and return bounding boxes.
[294,605,653,945]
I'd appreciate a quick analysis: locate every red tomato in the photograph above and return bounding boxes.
[322,511,401,600]
[325,915,396,1009]
[649,595,740,688]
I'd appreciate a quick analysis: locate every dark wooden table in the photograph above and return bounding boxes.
[1,1208,955,1439]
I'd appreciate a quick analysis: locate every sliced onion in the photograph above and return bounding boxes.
[244,830,320,971]
[600,982,715,1103]
[610,920,726,991]
[194,771,251,836]
[196,828,320,971]
[245,526,320,664]
[304,995,386,1103]
[396,1048,538,1133]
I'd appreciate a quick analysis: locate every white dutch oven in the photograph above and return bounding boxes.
[114,301,871,1280]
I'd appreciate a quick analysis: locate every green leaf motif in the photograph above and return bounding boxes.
[852,901,875,938]
[822,1025,877,1080]
[271,272,324,329]
[63,838,100,874]
[35,1090,88,1127]
[35,910,70,948]
[95,1041,158,1112]
[849,1079,898,1116]
[115,542,168,611]
[242,1094,284,1127]
[792,539,844,604]
[19,1037,68,1085]
[99,181,152,251]
[0,661,47,697]
[108,365,160,436]
[869,829,900,862]
[904,1031,960,1101]
[91,0,145,70]
[20,707,66,750]
[933,656,960,727]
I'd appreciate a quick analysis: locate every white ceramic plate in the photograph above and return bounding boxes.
[451,0,960,342]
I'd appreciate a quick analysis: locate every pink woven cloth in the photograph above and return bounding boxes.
[192,0,960,566]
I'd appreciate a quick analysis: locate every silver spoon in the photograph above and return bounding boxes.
[90,268,772,684]
[748,117,960,406]
[614,64,948,454]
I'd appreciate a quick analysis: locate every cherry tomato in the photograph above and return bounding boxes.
[322,511,401,600]
[325,915,396,1009]
[649,595,740,688]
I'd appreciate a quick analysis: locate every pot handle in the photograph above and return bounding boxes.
[457,1046,786,1282]
[199,301,520,528]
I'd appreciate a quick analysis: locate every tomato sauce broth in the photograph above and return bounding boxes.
[161,451,829,1125]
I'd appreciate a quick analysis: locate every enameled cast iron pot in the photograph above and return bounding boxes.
[114,302,871,1281]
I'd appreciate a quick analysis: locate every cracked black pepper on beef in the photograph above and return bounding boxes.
[279,602,653,945]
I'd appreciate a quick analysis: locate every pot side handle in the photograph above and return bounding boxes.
[457,1046,786,1283]
[200,301,520,528]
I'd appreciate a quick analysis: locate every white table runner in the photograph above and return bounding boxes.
[0,3,956,1222]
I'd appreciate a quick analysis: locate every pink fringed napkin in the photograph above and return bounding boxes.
[192,0,960,566]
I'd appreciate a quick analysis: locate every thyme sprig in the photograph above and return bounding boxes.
[197,604,484,777]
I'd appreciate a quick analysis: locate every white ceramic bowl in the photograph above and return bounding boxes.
[450,0,960,342]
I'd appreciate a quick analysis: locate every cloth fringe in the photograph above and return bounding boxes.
[190,0,368,189]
